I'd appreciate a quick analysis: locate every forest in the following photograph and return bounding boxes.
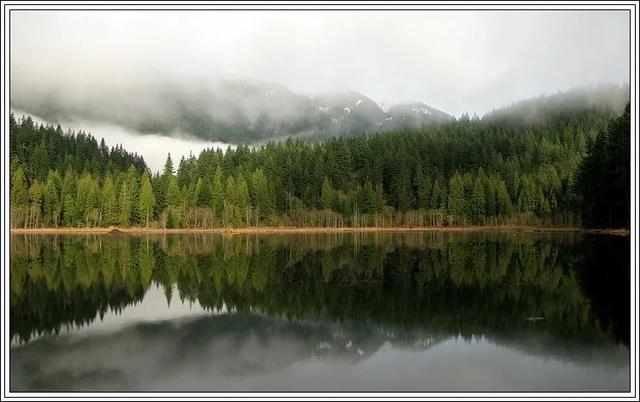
[9,88,631,229]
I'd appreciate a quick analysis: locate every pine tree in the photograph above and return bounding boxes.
[321,177,335,211]
[495,180,513,217]
[251,168,274,223]
[11,167,29,227]
[416,175,432,211]
[447,173,465,225]
[125,165,140,224]
[196,178,212,208]
[139,171,156,227]
[62,194,76,227]
[517,176,536,213]
[430,179,444,210]
[118,182,132,227]
[211,165,226,220]
[471,177,486,224]
[101,174,117,226]
[76,174,94,225]
[358,182,378,214]
[28,180,44,228]
[163,153,174,177]
[43,172,61,227]
[166,177,181,208]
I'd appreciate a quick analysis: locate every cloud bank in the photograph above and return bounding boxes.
[11,10,629,115]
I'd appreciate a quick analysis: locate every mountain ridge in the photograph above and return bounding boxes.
[11,77,454,144]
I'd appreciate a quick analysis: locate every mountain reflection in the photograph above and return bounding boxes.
[10,232,629,348]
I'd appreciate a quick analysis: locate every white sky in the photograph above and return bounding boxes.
[11,10,629,116]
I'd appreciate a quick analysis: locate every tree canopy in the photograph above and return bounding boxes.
[9,96,629,229]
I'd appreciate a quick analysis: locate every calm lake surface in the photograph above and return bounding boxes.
[10,232,630,392]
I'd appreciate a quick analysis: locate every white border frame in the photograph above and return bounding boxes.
[0,1,637,400]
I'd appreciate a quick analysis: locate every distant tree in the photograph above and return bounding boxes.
[576,104,630,228]
[125,165,140,224]
[471,177,486,224]
[166,177,181,208]
[118,182,132,227]
[321,177,335,211]
[447,173,465,225]
[101,174,117,226]
[211,165,226,220]
[139,171,156,227]
[251,168,274,223]
[495,180,513,217]
[11,167,28,213]
[43,171,61,227]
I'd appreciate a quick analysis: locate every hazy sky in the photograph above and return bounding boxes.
[9,9,630,171]
[11,10,629,116]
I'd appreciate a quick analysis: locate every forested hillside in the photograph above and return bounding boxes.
[9,88,630,229]
[576,104,630,228]
[13,78,453,143]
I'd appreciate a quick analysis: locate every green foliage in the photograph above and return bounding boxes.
[575,104,630,228]
[447,173,465,224]
[11,167,29,222]
[471,177,486,224]
[101,174,117,226]
[9,94,628,228]
[321,177,335,211]
[139,171,155,227]
[118,182,133,227]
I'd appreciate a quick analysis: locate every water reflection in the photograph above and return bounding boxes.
[10,232,630,391]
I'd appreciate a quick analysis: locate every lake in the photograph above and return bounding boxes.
[9,231,630,392]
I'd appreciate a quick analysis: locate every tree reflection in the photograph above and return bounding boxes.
[10,232,629,347]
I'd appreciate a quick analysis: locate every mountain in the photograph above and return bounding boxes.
[383,102,454,130]
[482,84,629,125]
[11,77,453,144]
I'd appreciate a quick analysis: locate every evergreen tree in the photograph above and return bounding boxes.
[43,172,61,227]
[139,171,156,227]
[447,173,465,225]
[125,165,140,224]
[321,177,335,211]
[62,194,75,227]
[211,165,225,220]
[118,182,132,227]
[495,180,513,217]
[576,103,630,227]
[471,177,486,224]
[251,169,274,222]
[166,177,181,208]
[11,167,28,208]
[430,179,444,210]
[101,174,117,226]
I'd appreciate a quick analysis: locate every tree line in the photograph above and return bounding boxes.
[9,98,629,229]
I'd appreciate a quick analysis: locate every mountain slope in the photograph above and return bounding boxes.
[12,78,453,144]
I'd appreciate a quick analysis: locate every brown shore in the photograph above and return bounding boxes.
[9,226,630,236]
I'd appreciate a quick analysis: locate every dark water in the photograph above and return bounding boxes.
[10,232,630,392]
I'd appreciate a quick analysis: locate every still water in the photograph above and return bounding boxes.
[10,232,630,392]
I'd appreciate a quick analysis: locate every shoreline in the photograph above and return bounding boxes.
[8,226,630,236]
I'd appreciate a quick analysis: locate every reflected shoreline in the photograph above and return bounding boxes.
[9,225,630,236]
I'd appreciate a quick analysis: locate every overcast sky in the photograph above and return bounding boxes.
[9,9,630,171]
[11,10,629,116]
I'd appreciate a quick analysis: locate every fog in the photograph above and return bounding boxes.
[11,109,233,173]
[10,10,630,145]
